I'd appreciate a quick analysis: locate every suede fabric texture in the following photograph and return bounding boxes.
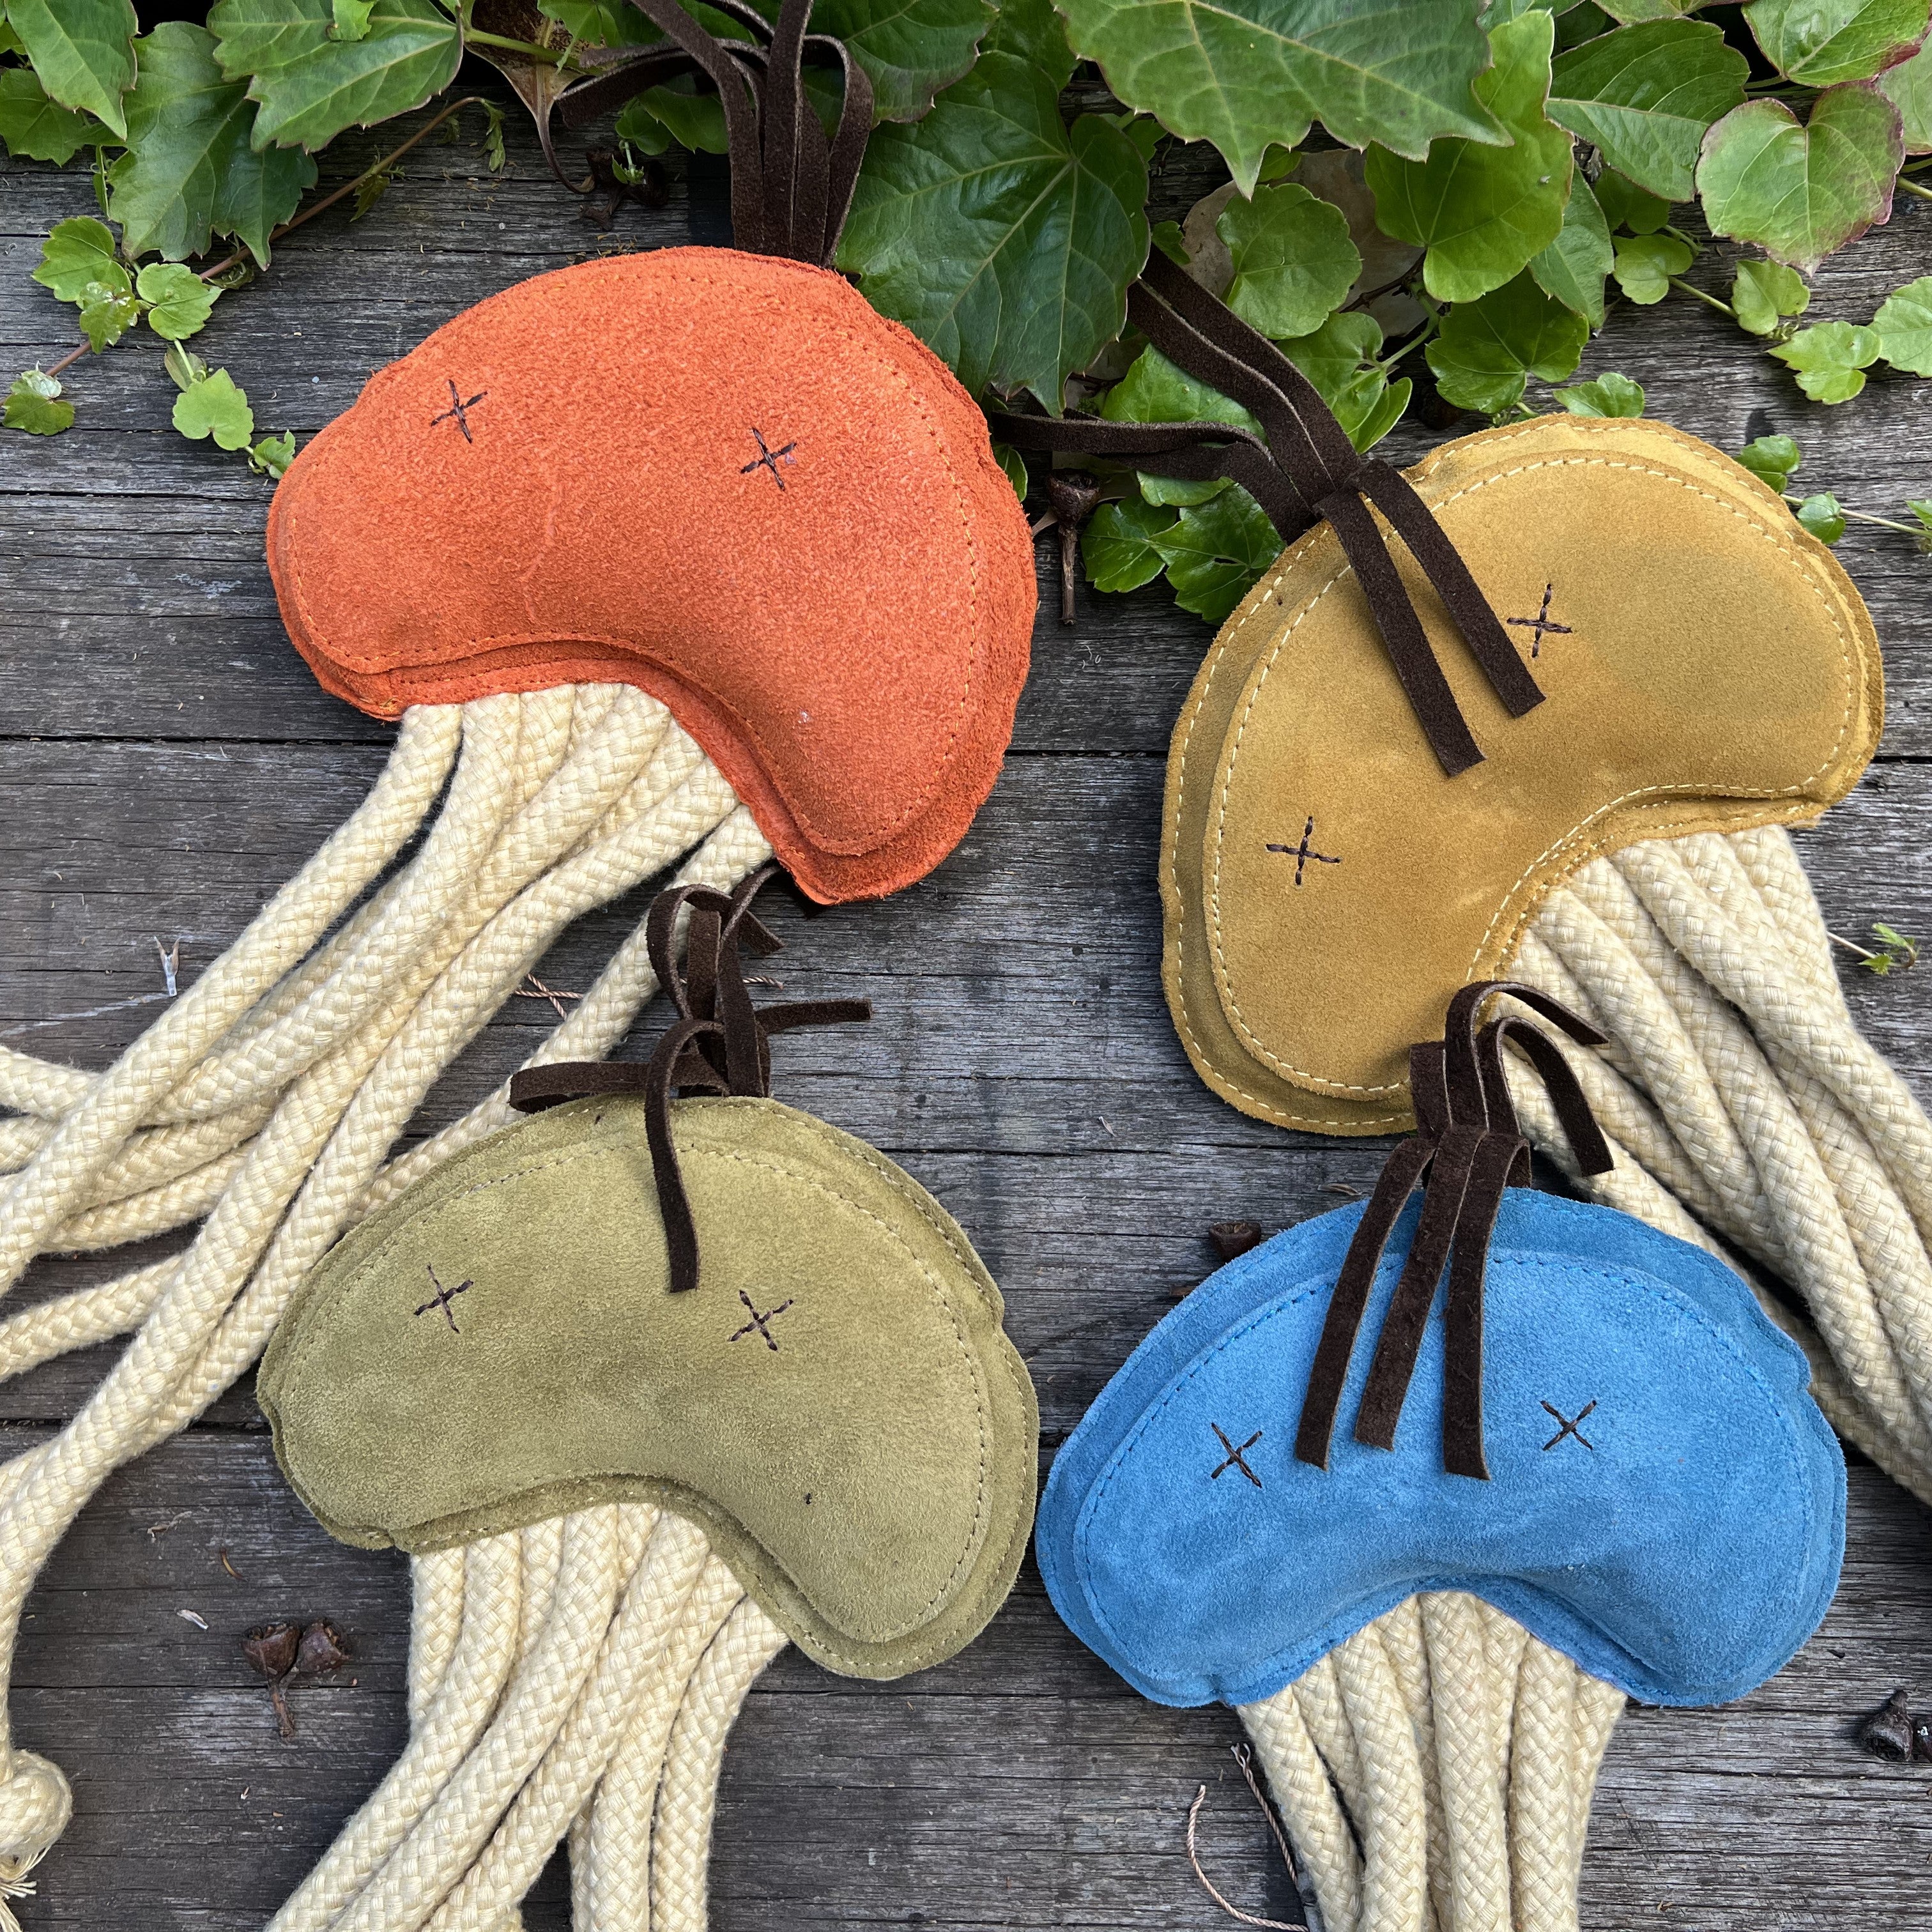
[266,247,1038,904]
[1162,415,1883,1133]
[258,1093,1039,1680]
[1036,1188,1844,1710]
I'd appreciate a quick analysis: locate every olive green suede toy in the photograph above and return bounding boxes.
[257,866,1037,1932]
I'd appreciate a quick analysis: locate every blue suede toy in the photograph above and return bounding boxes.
[1038,983,1846,1932]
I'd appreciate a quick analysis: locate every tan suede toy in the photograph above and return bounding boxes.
[256,864,1037,1932]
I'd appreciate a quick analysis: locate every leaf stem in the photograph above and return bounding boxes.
[1668,277,1735,316]
[1379,315,1439,371]
[1827,930,1878,962]
[1782,492,1921,537]
[1895,175,1932,203]
[464,26,578,64]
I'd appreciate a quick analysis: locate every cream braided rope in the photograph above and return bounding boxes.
[0,691,777,1864]
[272,1505,783,1932]
[1239,1595,1623,1932]
[1505,825,1932,1503]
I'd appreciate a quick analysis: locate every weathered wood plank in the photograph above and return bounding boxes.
[8,1431,1929,1930]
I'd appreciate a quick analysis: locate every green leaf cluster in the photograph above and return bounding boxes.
[8,0,1932,605]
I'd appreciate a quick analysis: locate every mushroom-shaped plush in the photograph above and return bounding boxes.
[257,873,1037,1932]
[1038,992,1843,1932]
[0,0,1032,1874]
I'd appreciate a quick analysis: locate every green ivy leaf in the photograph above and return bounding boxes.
[1054,0,1505,197]
[1731,257,1811,334]
[3,367,75,435]
[172,366,256,448]
[1611,229,1693,302]
[330,0,376,40]
[992,439,1029,503]
[1771,318,1883,399]
[1218,182,1361,340]
[134,260,222,339]
[1150,217,1189,266]
[1547,19,1747,200]
[838,52,1148,407]
[1736,431,1802,491]
[109,23,318,264]
[248,427,297,476]
[1102,344,1257,504]
[809,0,995,122]
[0,13,23,59]
[619,80,728,152]
[1084,494,1179,593]
[1276,310,1406,451]
[1876,29,1932,150]
[539,0,656,43]
[6,0,136,139]
[1597,0,1705,19]
[77,279,141,349]
[0,66,100,164]
[1874,271,1932,372]
[1150,486,1282,625]
[1793,489,1846,541]
[32,215,129,303]
[982,0,1075,87]
[1696,82,1905,273]
[1530,169,1613,325]
[1593,168,1673,232]
[1425,269,1590,413]
[1366,10,1574,303]
[208,0,462,153]
[1745,0,1930,86]
[1554,369,1646,415]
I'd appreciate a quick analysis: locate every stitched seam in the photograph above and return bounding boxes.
[1073,1252,1814,1684]
[279,1128,993,1649]
[1203,456,1860,1092]
[280,251,988,855]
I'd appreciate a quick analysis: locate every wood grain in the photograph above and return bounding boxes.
[2,80,1929,1932]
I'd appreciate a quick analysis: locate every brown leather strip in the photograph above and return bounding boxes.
[1438,1129,1523,1480]
[512,866,871,1293]
[1294,1132,1434,1470]
[1139,254,1354,494]
[1353,1122,1485,1451]
[760,0,811,257]
[1321,486,1484,776]
[1352,461,1543,719]
[1476,1018,1615,1177]
[556,46,708,130]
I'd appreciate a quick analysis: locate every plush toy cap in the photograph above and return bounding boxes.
[1161,411,1882,1132]
[267,242,1036,905]
[1036,1184,1843,1710]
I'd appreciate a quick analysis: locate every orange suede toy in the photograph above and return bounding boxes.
[0,7,1044,1887]
[270,241,1034,903]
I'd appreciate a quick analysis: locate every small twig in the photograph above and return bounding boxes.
[1184,1770,1305,1931]
[218,1548,242,1581]
[515,974,584,1022]
[144,1512,190,1540]
[1828,930,1880,963]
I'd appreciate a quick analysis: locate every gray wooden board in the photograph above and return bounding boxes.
[1,85,1930,1931]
